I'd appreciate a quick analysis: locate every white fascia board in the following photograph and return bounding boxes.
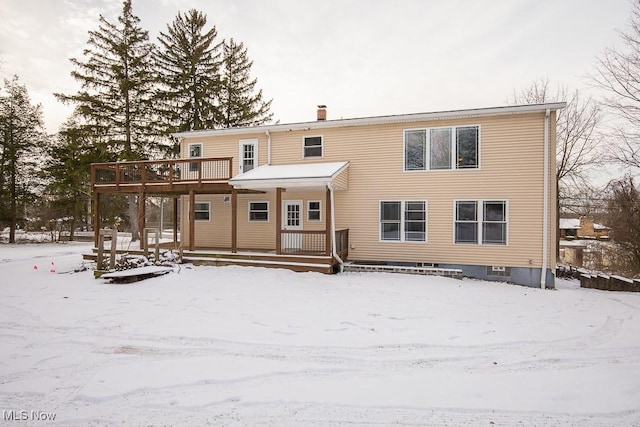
[172,103,567,139]
[231,177,332,190]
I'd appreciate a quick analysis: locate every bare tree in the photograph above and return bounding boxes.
[592,1,640,169]
[509,78,602,259]
[604,176,640,276]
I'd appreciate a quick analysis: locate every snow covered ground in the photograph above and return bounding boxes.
[1,243,639,426]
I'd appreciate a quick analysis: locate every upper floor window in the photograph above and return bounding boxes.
[404,125,479,171]
[304,136,323,158]
[188,143,203,172]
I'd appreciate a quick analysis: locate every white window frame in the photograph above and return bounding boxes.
[453,200,508,245]
[307,200,322,221]
[379,200,428,243]
[193,201,211,222]
[403,125,480,172]
[303,135,323,158]
[188,142,203,172]
[239,138,258,174]
[248,201,269,222]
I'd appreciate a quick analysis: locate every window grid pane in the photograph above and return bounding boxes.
[404,201,426,241]
[405,130,426,170]
[249,202,269,222]
[430,128,452,170]
[381,201,401,241]
[456,126,478,168]
[455,201,478,243]
[304,137,322,158]
[482,201,506,244]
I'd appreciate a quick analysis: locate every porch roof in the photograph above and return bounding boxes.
[229,161,349,190]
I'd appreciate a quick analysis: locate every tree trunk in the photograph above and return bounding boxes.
[128,195,139,242]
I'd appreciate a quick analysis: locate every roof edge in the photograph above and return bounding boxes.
[173,103,566,138]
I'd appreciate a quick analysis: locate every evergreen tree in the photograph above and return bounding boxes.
[56,0,160,241]
[219,38,273,128]
[0,75,45,243]
[56,0,159,161]
[155,9,221,139]
[43,117,109,240]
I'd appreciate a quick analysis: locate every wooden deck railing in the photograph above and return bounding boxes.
[91,157,233,188]
[279,228,349,258]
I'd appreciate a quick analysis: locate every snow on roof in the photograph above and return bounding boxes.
[229,161,349,189]
[560,218,580,230]
[593,223,611,231]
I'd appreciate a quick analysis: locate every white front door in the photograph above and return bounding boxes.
[239,139,258,174]
[282,200,302,251]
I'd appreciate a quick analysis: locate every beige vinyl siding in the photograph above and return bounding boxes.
[179,110,556,269]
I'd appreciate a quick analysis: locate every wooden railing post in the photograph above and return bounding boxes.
[276,188,282,255]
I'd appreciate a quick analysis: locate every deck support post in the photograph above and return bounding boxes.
[93,192,101,247]
[138,192,146,250]
[189,190,195,251]
[173,197,178,247]
[276,187,282,255]
[231,189,238,253]
[326,186,332,256]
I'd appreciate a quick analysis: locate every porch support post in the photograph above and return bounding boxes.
[276,187,282,255]
[189,190,195,251]
[231,189,238,253]
[138,191,146,250]
[173,197,178,246]
[326,186,332,256]
[93,192,101,247]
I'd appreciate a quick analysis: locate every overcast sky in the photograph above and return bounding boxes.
[0,0,633,135]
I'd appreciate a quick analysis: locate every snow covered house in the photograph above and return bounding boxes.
[90,103,564,288]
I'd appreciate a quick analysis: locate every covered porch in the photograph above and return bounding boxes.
[90,158,349,272]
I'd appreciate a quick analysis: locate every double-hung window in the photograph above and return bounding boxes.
[380,201,427,242]
[455,200,507,245]
[307,201,321,221]
[248,201,269,222]
[194,202,210,221]
[303,136,323,158]
[404,125,479,171]
[188,143,203,172]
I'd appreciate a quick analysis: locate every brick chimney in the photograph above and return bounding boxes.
[317,105,327,121]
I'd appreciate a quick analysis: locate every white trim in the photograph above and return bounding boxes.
[453,199,509,245]
[193,201,211,222]
[239,138,258,174]
[229,161,349,190]
[379,200,428,243]
[187,142,203,172]
[541,108,550,289]
[248,200,269,222]
[282,200,303,230]
[403,125,481,172]
[307,200,322,222]
[173,103,566,138]
[303,135,323,159]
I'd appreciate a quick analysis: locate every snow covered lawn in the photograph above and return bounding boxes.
[1,243,639,426]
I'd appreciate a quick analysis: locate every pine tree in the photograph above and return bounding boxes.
[155,9,221,139]
[56,0,160,241]
[218,38,273,128]
[56,0,159,161]
[0,76,45,243]
[43,117,109,240]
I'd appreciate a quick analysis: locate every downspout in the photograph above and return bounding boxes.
[266,129,271,165]
[541,108,551,289]
[328,182,344,272]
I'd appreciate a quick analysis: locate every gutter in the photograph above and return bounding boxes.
[327,183,344,272]
[266,129,271,165]
[541,108,550,289]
